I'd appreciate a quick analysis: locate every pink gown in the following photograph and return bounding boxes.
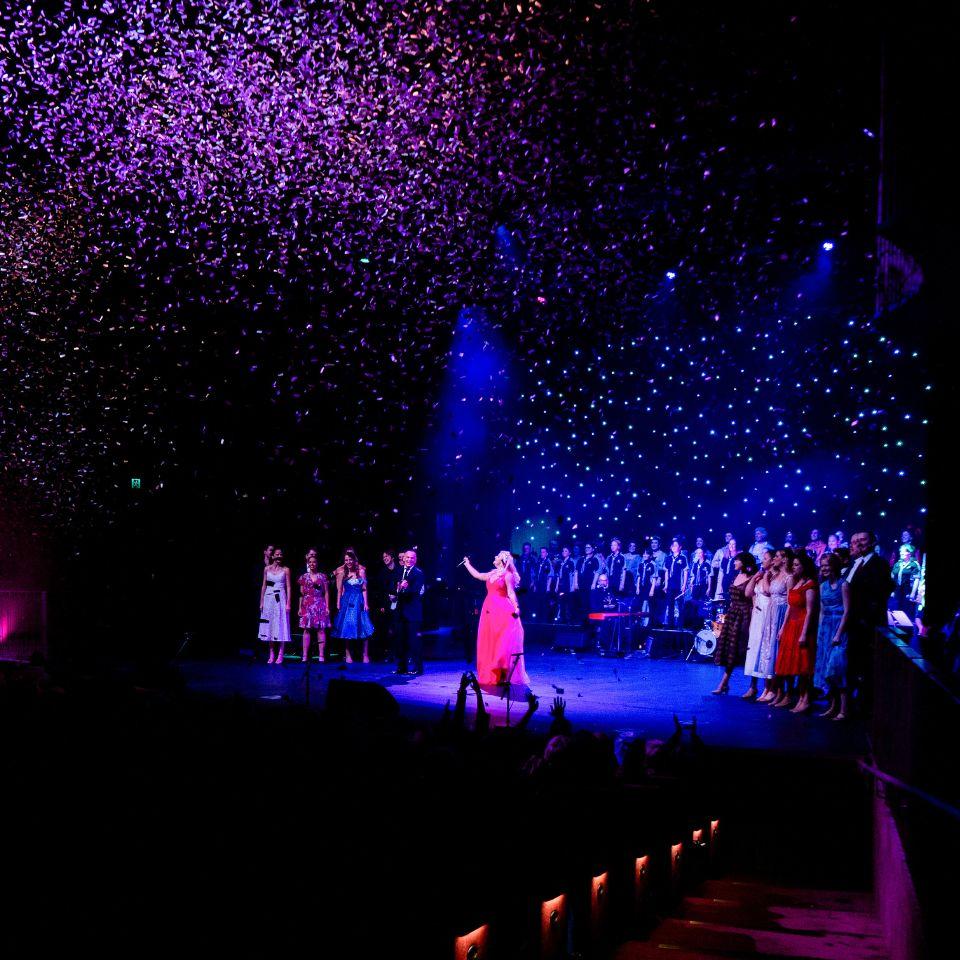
[476,574,531,699]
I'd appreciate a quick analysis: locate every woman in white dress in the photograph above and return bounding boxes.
[742,550,773,700]
[755,548,793,703]
[259,546,292,664]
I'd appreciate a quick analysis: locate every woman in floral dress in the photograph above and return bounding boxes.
[298,551,331,662]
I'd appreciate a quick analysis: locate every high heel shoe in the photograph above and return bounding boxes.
[741,688,758,700]
[710,685,729,696]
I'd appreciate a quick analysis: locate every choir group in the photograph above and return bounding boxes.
[515,525,922,717]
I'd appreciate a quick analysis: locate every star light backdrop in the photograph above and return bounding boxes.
[0,2,928,601]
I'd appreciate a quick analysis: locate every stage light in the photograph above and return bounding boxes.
[821,241,834,252]
[665,270,676,280]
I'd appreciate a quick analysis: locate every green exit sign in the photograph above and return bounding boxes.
[130,477,141,489]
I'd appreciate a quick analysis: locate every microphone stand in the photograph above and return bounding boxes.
[502,652,524,728]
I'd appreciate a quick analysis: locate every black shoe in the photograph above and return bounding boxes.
[392,667,408,676]
[408,667,424,677]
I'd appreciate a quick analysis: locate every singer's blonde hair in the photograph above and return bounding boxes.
[494,550,518,579]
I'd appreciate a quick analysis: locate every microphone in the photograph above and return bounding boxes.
[456,558,468,568]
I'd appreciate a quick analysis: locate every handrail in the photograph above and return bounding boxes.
[859,759,960,822]
[881,627,959,704]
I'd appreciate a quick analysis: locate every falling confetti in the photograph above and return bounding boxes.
[0,2,927,545]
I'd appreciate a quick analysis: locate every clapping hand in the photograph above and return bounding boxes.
[459,672,472,693]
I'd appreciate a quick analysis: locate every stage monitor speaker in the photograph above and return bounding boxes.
[648,629,694,659]
[325,678,400,720]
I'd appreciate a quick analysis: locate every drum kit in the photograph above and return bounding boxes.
[586,598,728,661]
[686,606,726,662]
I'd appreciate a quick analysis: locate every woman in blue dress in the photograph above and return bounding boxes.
[815,553,850,720]
[332,549,374,663]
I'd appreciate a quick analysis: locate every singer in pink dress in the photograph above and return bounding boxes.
[463,551,532,700]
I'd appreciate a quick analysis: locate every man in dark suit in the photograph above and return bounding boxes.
[394,549,426,676]
[845,530,893,712]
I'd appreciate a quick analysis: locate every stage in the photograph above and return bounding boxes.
[178,651,868,757]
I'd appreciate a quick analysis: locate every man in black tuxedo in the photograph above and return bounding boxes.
[393,549,426,676]
[845,530,893,711]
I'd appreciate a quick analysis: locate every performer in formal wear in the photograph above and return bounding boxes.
[815,552,850,719]
[463,550,531,699]
[298,551,331,662]
[590,572,620,652]
[806,529,827,563]
[623,541,641,591]
[773,552,820,713]
[606,538,628,595]
[533,546,557,621]
[375,550,401,662]
[332,549,374,664]
[393,549,426,675]
[516,542,536,613]
[649,537,667,572]
[712,538,738,604]
[635,548,663,638]
[755,547,792,702]
[710,532,733,597]
[844,531,892,712]
[574,542,604,616]
[662,538,689,628]
[742,550,774,700]
[259,546,292,664]
[688,548,711,602]
[711,552,757,694]
[333,545,360,599]
[890,545,921,619]
[749,527,773,564]
[555,546,577,623]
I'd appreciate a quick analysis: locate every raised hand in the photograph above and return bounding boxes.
[549,696,566,718]
[526,691,539,713]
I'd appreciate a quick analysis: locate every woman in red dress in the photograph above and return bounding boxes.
[774,552,820,713]
[463,550,532,699]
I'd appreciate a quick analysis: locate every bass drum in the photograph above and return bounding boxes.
[694,629,717,658]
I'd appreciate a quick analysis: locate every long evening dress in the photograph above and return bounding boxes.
[775,581,818,677]
[813,578,843,691]
[477,574,531,700]
[714,580,752,667]
[755,575,788,679]
[743,589,770,678]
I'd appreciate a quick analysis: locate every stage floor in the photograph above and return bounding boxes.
[179,651,867,756]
